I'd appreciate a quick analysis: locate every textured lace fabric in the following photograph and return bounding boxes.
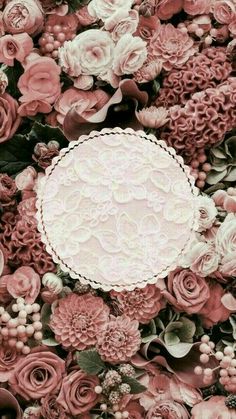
[36,128,198,291]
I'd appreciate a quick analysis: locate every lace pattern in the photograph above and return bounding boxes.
[36,128,199,291]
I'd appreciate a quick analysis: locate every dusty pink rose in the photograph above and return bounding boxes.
[9,348,65,401]
[150,23,196,71]
[213,0,236,24]
[136,16,161,40]
[18,54,61,104]
[105,9,139,41]
[111,284,165,324]
[0,33,33,66]
[96,315,141,364]
[0,92,21,143]
[15,167,37,191]
[76,5,97,26]
[57,370,99,415]
[41,394,70,419]
[18,100,52,117]
[6,266,40,304]
[0,173,16,207]
[59,29,114,77]
[199,281,231,328]
[54,88,110,125]
[50,293,110,350]
[113,34,147,75]
[146,400,189,419]
[2,0,44,36]
[183,0,212,15]
[136,106,169,128]
[156,0,183,20]
[162,268,210,314]
[191,396,235,418]
[0,343,22,382]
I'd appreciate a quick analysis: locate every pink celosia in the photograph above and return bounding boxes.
[96,315,141,363]
[50,293,110,350]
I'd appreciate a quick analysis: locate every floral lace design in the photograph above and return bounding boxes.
[36,128,198,291]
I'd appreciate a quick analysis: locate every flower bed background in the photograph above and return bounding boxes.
[0,0,235,418]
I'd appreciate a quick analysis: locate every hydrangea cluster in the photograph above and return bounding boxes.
[0,0,235,418]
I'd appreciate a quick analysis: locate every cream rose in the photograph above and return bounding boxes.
[182,240,220,277]
[105,9,139,41]
[88,0,133,22]
[215,213,236,256]
[196,195,217,232]
[113,34,147,76]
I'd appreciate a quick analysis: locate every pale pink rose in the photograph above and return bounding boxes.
[76,5,97,26]
[162,268,210,314]
[136,106,169,128]
[215,213,236,256]
[220,252,236,277]
[105,9,139,41]
[15,166,37,191]
[113,34,147,75]
[156,0,183,20]
[196,195,217,232]
[229,19,236,36]
[18,54,61,104]
[221,292,236,311]
[88,0,133,22]
[59,30,114,77]
[146,400,189,419]
[74,75,94,90]
[191,396,235,418]
[0,92,21,143]
[150,23,196,71]
[41,394,70,419]
[199,281,231,328]
[2,0,44,36]
[54,88,110,126]
[96,315,141,363]
[213,0,236,24]
[6,266,40,304]
[0,33,33,66]
[183,0,212,15]
[57,370,100,415]
[0,343,23,382]
[18,100,52,117]
[185,241,220,277]
[9,349,65,401]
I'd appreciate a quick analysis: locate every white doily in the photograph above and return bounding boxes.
[36,128,199,291]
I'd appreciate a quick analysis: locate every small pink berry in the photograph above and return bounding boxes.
[53,25,62,33]
[1,327,8,337]
[32,304,40,313]
[25,305,33,315]
[198,171,207,181]
[18,310,27,319]
[231,359,236,367]
[204,368,213,377]
[26,325,34,336]
[95,386,103,394]
[202,163,211,172]
[194,366,203,375]
[200,343,211,354]
[215,351,224,360]
[227,187,235,196]
[200,354,209,364]
[1,312,10,322]
[188,23,198,32]
[224,346,234,356]
[8,318,18,328]
[52,50,59,59]
[201,335,210,343]
[220,369,228,377]
[32,313,41,322]
[228,367,236,376]
[34,331,43,340]
[57,33,66,42]
[39,37,47,46]
[53,41,61,49]
[8,338,17,347]
[196,180,205,189]
[198,154,207,163]
[18,317,27,325]
[45,43,54,53]
[222,356,232,366]
[16,341,24,350]
[33,321,42,331]
[205,35,213,45]
[12,304,18,313]
[209,341,215,349]
[191,159,199,169]
[195,28,204,37]
[9,328,17,337]
[17,325,26,335]
[22,346,30,355]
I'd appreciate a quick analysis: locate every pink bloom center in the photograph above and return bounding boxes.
[7,5,29,29]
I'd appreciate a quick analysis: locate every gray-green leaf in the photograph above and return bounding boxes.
[77,350,105,375]
[122,376,147,394]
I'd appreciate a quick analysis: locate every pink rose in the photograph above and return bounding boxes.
[213,0,236,24]
[136,16,160,40]
[113,34,147,75]
[0,275,12,305]
[0,343,23,382]
[88,0,133,22]
[18,53,61,104]
[156,0,183,20]
[162,268,210,314]
[15,167,37,191]
[57,370,100,415]
[18,100,52,117]
[0,92,21,143]
[146,400,189,419]
[220,252,236,277]
[191,396,235,418]
[0,33,33,66]
[6,266,40,304]
[41,394,70,419]
[199,281,231,328]
[9,348,65,401]
[2,0,44,36]
[54,88,110,126]
[183,0,212,15]
[105,9,139,41]
[196,195,217,232]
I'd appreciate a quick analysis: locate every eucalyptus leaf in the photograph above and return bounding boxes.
[206,169,227,185]
[178,317,196,342]
[164,332,180,346]
[42,337,59,346]
[77,350,105,375]
[142,334,158,344]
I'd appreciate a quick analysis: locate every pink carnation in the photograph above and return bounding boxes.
[149,23,196,71]
[111,284,165,324]
[136,106,169,128]
[6,266,40,304]
[50,293,110,350]
[96,315,141,364]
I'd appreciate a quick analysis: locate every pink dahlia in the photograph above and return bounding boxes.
[149,23,196,71]
[50,293,110,350]
[96,315,141,364]
[110,285,165,324]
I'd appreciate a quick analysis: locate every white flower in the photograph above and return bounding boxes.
[196,195,218,232]
[88,0,134,22]
[113,34,147,76]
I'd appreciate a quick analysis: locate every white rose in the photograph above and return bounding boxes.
[216,213,236,261]
[113,34,147,76]
[88,0,133,22]
[182,240,220,277]
[196,195,217,232]
[105,9,139,42]
[59,30,114,77]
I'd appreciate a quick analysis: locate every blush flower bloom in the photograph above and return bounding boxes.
[96,315,141,364]
[6,266,40,304]
[150,23,196,71]
[136,106,169,128]
[2,0,44,36]
[50,293,110,350]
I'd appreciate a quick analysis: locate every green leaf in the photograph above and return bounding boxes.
[122,376,147,394]
[0,134,35,176]
[178,317,196,342]
[3,62,24,98]
[77,350,105,375]
[27,121,68,148]
[153,80,160,95]
[164,332,180,346]
[67,0,86,13]
[42,337,59,346]
[142,334,157,344]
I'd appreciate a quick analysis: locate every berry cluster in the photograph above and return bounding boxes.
[0,298,42,354]
[39,21,77,59]
[94,365,135,418]
[190,149,212,189]
[194,335,236,392]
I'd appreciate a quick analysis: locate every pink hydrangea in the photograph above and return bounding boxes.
[110,284,165,324]
[50,293,110,350]
[96,315,141,363]
[149,23,196,71]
